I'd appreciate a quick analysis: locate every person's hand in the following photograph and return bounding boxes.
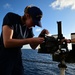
[62,39,71,43]
[30,37,44,44]
[39,29,49,37]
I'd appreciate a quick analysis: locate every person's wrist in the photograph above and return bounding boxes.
[68,39,71,43]
[38,34,44,37]
[38,34,42,37]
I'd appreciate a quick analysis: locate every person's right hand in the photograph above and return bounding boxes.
[39,29,49,37]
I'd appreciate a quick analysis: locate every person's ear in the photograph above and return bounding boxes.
[25,13,30,18]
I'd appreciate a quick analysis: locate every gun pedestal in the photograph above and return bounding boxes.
[58,51,67,75]
[58,62,67,75]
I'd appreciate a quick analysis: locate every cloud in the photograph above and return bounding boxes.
[35,28,42,32]
[3,3,13,10]
[50,0,75,10]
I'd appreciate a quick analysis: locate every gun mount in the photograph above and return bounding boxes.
[38,21,75,63]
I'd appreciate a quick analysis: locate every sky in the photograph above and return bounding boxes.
[0,0,75,49]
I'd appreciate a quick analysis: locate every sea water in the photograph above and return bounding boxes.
[22,49,75,75]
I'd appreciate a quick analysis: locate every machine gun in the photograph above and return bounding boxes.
[38,21,75,75]
[38,21,69,54]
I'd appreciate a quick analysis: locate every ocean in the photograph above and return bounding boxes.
[22,49,75,75]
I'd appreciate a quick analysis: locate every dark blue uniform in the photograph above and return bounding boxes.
[0,12,34,75]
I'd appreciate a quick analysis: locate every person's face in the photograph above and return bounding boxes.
[25,14,35,28]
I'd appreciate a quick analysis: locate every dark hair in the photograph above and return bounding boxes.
[24,6,31,14]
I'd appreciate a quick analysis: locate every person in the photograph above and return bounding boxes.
[0,5,49,75]
[62,37,75,62]
[62,38,75,43]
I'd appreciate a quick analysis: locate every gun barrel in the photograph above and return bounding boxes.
[57,21,63,39]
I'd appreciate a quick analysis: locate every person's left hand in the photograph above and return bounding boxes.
[62,39,71,43]
[39,29,49,37]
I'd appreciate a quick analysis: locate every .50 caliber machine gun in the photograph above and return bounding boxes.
[38,21,75,75]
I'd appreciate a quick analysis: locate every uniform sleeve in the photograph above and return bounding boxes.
[2,12,13,29]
